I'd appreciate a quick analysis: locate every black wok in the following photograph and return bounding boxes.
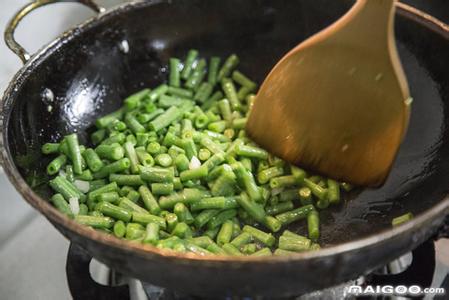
[1,0,449,297]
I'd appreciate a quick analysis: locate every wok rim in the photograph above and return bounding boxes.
[1,0,448,265]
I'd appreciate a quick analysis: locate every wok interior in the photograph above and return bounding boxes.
[6,0,449,247]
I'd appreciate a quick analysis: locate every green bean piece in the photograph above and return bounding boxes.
[173,203,194,225]
[274,249,297,256]
[154,153,173,167]
[94,158,130,179]
[194,82,214,103]
[201,91,223,110]
[304,178,328,200]
[181,49,199,80]
[237,244,254,255]
[42,143,60,154]
[140,166,174,183]
[232,71,257,90]
[125,223,145,240]
[279,189,300,202]
[310,243,321,251]
[230,232,252,248]
[392,212,414,226]
[151,183,174,195]
[82,149,104,172]
[172,222,193,239]
[148,84,168,102]
[102,132,126,145]
[262,216,282,233]
[95,144,125,161]
[250,248,272,257]
[185,59,207,90]
[236,192,266,223]
[290,166,306,182]
[275,204,315,226]
[78,204,88,215]
[96,201,132,222]
[217,99,233,123]
[159,188,209,209]
[149,107,182,132]
[51,194,73,217]
[180,166,208,181]
[96,192,120,204]
[124,89,149,111]
[242,225,275,247]
[233,163,262,203]
[138,186,161,215]
[208,56,221,86]
[187,236,214,248]
[49,176,86,202]
[208,121,226,133]
[96,109,124,129]
[135,149,154,166]
[307,210,320,241]
[136,133,149,147]
[211,171,237,197]
[91,129,106,145]
[278,236,311,252]
[184,241,212,256]
[127,190,140,203]
[169,58,181,87]
[237,86,251,102]
[194,209,220,228]
[88,182,118,201]
[143,223,160,245]
[217,54,239,81]
[316,197,330,209]
[231,118,247,130]
[109,174,144,186]
[168,87,193,99]
[190,196,237,211]
[235,145,267,161]
[65,134,83,175]
[158,95,186,108]
[198,148,211,161]
[270,175,298,189]
[207,209,237,229]
[222,243,243,256]
[216,220,234,246]
[75,215,114,229]
[266,201,293,216]
[165,213,179,232]
[221,79,241,111]
[132,212,167,230]
[113,220,126,238]
[206,243,226,255]
[146,142,161,155]
[119,186,134,197]
[118,197,148,215]
[174,154,190,172]
[182,138,197,159]
[327,179,341,205]
[47,155,67,175]
[122,142,139,173]
[299,187,313,206]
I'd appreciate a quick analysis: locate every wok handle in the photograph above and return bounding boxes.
[4,0,105,64]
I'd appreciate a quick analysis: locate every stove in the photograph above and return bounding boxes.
[66,239,448,300]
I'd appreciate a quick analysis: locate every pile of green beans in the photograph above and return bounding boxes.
[42,50,352,256]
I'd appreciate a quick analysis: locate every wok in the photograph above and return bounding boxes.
[1,0,449,297]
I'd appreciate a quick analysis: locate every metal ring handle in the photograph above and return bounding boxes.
[4,0,105,64]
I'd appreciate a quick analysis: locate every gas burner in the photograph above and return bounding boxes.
[66,240,442,300]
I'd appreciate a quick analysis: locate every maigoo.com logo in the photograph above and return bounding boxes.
[344,285,445,297]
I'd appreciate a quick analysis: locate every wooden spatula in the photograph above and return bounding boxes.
[246,0,411,187]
